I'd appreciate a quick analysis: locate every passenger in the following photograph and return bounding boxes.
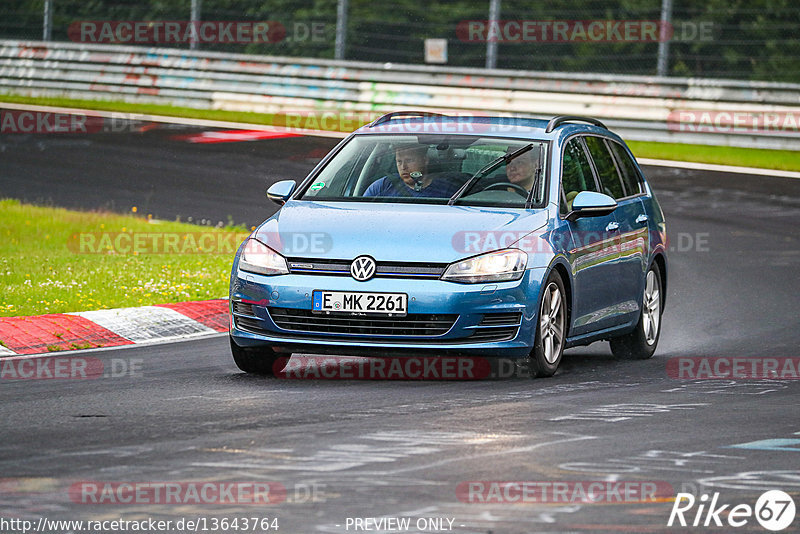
[504,147,539,191]
[478,146,540,197]
[363,144,460,198]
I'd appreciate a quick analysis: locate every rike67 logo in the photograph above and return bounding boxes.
[668,490,796,531]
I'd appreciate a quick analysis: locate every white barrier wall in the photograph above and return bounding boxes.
[1,40,799,149]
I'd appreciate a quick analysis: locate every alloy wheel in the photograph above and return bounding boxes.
[642,269,661,345]
[539,282,565,364]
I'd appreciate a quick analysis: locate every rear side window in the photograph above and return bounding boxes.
[584,136,625,200]
[609,141,643,196]
[560,137,598,213]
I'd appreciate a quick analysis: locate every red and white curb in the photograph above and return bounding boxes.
[170,129,301,143]
[0,299,228,356]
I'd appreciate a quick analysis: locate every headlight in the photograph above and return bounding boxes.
[239,238,289,276]
[441,248,527,284]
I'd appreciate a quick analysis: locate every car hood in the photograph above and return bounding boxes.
[254,201,549,264]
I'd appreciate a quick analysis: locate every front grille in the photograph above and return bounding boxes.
[235,316,267,334]
[469,327,519,342]
[479,312,523,326]
[468,312,522,342]
[268,307,457,337]
[287,258,446,279]
[237,308,520,344]
[231,301,255,316]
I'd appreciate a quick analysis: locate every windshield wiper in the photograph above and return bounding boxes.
[448,143,534,205]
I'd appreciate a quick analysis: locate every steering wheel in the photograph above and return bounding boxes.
[482,182,529,197]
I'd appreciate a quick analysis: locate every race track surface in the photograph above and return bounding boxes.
[1,121,799,533]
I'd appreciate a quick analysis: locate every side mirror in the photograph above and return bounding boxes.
[266,180,297,205]
[566,191,617,221]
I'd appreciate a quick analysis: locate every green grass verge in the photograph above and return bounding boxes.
[0,93,372,131]
[0,199,249,317]
[626,141,800,172]
[3,93,799,171]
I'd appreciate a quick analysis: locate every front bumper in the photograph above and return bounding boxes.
[230,268,545,358]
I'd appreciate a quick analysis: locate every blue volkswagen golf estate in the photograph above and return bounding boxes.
[229,113,667,378]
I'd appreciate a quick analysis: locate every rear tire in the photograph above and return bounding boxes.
[610,262,663,360]
[230,337,286,376]
[527,272,567,378]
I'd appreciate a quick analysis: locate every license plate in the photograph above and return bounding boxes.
[312,291,407,315]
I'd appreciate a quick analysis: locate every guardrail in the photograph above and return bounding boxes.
[2,40,799,150]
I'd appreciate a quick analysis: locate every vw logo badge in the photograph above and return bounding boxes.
[350,256,376,281]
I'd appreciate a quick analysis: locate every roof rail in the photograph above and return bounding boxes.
[545,115,607,133]
[368,111,449,128]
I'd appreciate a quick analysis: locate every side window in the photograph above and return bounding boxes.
[609,141,643,197]
[561,137,597,214]
[584,136,625,200]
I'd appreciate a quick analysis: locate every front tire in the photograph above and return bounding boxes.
[230,337,286,376]
[610,262,663,360]
[527,272,567,378]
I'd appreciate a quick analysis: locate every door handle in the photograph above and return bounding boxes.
[605,221,620,232]
[636,214,649,224]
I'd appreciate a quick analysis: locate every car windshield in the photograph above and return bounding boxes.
[298,134,548,207]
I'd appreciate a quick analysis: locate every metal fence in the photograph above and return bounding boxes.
[2,0,800,82]
[2,40,799,150]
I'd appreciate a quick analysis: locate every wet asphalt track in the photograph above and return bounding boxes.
[1,119,799,533]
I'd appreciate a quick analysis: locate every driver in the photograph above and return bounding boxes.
[363,144,460,198]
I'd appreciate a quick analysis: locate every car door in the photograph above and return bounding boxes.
[561,136,622,336]
[584,136,647,326]
[606,140,650,321]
